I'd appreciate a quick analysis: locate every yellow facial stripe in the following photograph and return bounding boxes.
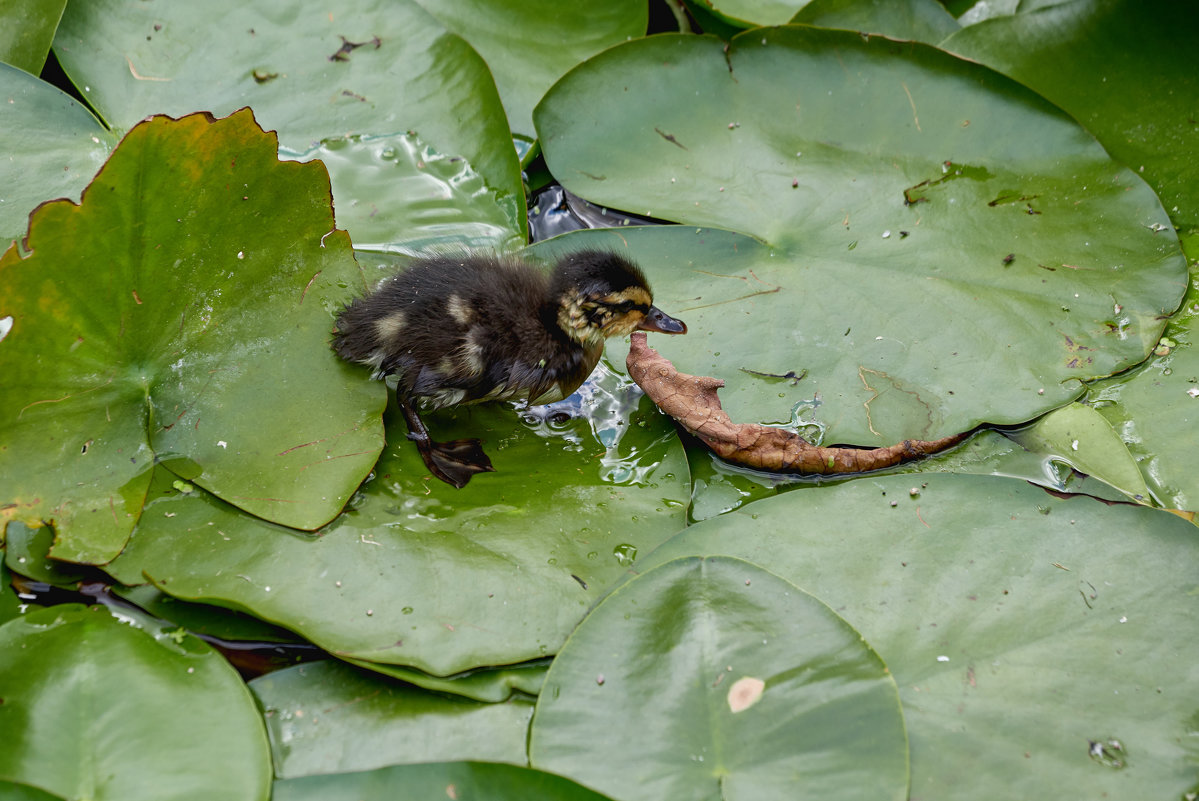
[600,287,653,307]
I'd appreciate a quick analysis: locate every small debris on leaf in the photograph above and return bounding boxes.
[329,35,382,62]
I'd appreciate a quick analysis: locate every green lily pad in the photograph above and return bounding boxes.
[0,63,113,243]
[635,473,1199,798]
[3,522,86,587]
[1086,294,1199,513]
[114,584,302,644]
[0,109,383,564]
[792,0,960,41]
[0,0,66,75]
[0,604,271,801]
[0,781,65,801]
[530,556,908,801]
[52,0,525,250]
[943,0,1199,235]
[701,0,812,27]
[273,762,614,801]
[954,0,1020,24]
[1007,401,1150,503]
[343,657,548,703]
[282,131,521,254]
[250,660,534,779]
[415,0,647,138]
[105,371,689,676]
[534,29,1187,446]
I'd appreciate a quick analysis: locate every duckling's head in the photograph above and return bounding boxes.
[551,250,687,345]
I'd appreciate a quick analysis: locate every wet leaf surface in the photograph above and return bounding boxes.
[1007,401,1150,503]
[1085,286,1199,514]
[635,473,1199,798]
[52,0,525,250]
[530,556,908,801]
[414,0,647,138]
[0,110,383,562]
[105,376,688,676]
[0,604,271,801]
[534,29,1187,445]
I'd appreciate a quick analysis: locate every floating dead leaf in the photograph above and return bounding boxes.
[627,332,968,473]
[727,676,765,713]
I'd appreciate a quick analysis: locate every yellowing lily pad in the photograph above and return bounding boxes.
[0,109,383,563]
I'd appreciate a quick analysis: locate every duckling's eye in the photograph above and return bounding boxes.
[615,300,635,313]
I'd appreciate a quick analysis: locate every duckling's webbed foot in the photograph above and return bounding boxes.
[400,401,495,488]
[418,437,495,489]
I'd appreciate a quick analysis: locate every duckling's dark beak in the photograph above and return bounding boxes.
[637,306,687,335]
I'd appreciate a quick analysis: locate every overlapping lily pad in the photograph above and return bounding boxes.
[634,473,1199,798]
[535,28,1188,446]
[0,0,66,74]
[943,0,1199,235]
[105,379,689,676]
[530,556,908,801]
[273,762,613,801]
[250,660,533,778]
[0,63,113,243]
[0,109,383,563]
[1085,298,1199,513]
[1006,401,1150,503]
[0,604,271,801]
[52,0,525,250]
[793,0,960,41]
[415,0,647,138]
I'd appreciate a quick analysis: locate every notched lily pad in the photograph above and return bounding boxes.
[530,556,909,801]
[0,108,384,564]
[0,604,271,801]
[535,29,1188,446]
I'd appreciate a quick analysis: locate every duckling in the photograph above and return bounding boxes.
[333,249,687,487]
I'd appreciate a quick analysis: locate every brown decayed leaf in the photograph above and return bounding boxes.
[627,333,967,473]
